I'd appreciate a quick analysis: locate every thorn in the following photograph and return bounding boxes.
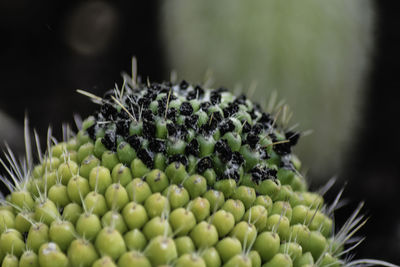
[270,105,283,130]
[267,91,278,113]
[24,113,33,170]
[263,140,290,148]
[76,89,103,103]
[120,78,127,101]
[317,176,337,196]
[164,89,172,120]
[170,70,177,84]
[131,57,137,86]
[33,129,43,163]
[203,69,214,88]
[345,259,399,267]
[238,120,248,135]
[110,96,136,122]
[301,129,314,137]
[208,113,214,126]
[73,114,83,131]
[248,81,258,99]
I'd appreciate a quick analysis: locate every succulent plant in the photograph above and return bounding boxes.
[0,63,396,267]
[161,0,374,181]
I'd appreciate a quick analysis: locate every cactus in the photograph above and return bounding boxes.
[0,62,396,267]
[161,0,374,181]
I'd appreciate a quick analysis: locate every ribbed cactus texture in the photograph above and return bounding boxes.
[0,76,394,267]
[161,0,374,181]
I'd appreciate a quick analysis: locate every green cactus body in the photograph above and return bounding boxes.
[0,74,394,267]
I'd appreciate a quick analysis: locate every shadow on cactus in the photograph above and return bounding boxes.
[0,59,397,267]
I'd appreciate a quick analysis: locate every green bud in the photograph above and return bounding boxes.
[68,239,99,267]
[101,211,128,234]
[117,142,136,165]
[19,250,39,267]
[184,174,207,199]
[62,203,82,224]
[145,169,169,193]
[49,220,75,251]
[190,221,218,249]
[105,183,129,211]
[101,151,120,171]
[216,237,242,263]
[76,213,101,241]
[126,178,152,204]
[95,227,126,261]
[130,159,150,178]
[145,236,177,266]
[165,162,188,185]
[118,251,151,267]
[0,229,25,257]
[27,223,49,253]
[89,166,112,195]
[174,236,195,256]
[124,229,147,251]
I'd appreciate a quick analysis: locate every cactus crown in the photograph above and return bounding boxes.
[81,74,301,185]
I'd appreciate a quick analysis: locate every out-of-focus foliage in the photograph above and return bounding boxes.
[161,0,374,182]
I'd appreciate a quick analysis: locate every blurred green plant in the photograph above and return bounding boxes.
[161,0,374,182]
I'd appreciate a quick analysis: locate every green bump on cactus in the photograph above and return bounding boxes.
[174,236,195,256]
[19,250,39,267]
[216,237,242,263]
[0,65,396,267]
[175,253,206,267]
[101,211,128,234]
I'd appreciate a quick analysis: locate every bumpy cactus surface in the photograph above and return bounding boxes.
[0,67,396,267]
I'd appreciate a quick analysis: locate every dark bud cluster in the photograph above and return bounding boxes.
[185,139,199,156]
[285,131,300,146]
[233,94,247,105]
[223,102,240,118]
[142,121,156,139]
[116,120,130,137]
[102,130,117,151]
[166,108,177,122]
[84,80,301,183]
[137,148,154,168]
[219,119,235,136]
[222,169,240,182]
[168,154,188,166]
[242,121,252,133]
[185,114,199,130]
[100,102,118,120]
[215,140,233,163]
[250,166,277,184]
[210,91,222,105]
[273,140,291,156]
[179,80,189,90]
[200,102,211,112]
[246,133,260,149]
[194,85,205,97]
[197,157,213,173]
[149,139,166,153]
[86,124,97,141]
[179,102,193,116]
[200,114,219,136]
[127,135,141,150]
[231,152,244,166]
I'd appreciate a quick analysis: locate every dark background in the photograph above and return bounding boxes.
[0,1,399,264]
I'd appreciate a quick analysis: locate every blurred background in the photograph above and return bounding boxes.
[0,0,399,263]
